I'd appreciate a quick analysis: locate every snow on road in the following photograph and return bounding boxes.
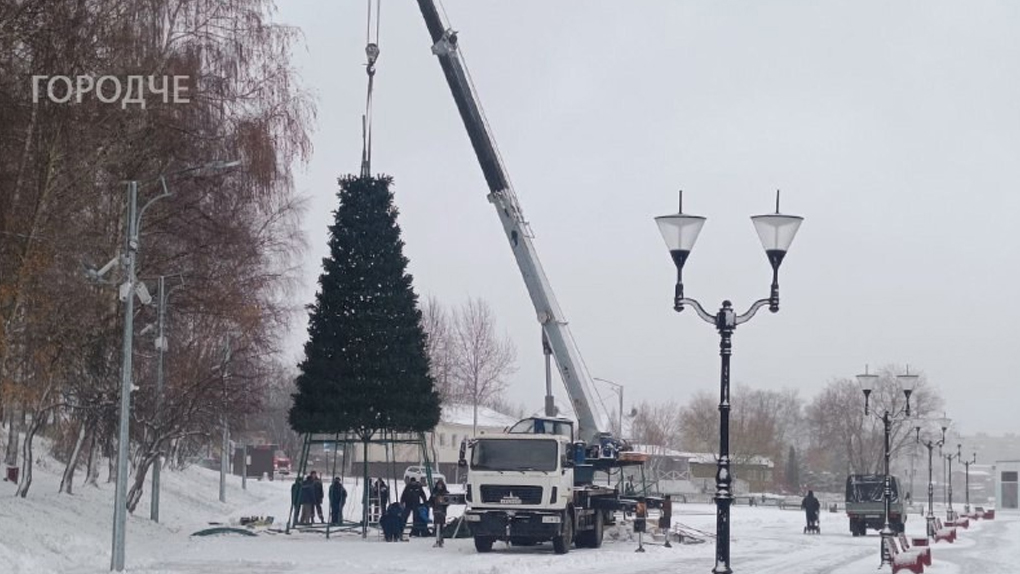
[2,455,1015,574]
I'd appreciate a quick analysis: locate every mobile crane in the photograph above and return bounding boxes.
[416,1,652,553]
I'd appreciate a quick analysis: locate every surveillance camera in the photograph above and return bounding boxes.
[135,282,152,305]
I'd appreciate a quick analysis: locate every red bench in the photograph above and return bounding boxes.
[933,518,957,543]
[984,509,995,520]
[886,537,925,574]
[898,532,932,567]
[947,517,970,529]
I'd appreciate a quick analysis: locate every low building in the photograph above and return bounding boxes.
[340,403,519,482]
[629,445,774,495]
[688,452,774,494]
[993,460,1020,512]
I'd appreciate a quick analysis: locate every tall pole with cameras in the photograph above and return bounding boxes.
[655,191,803,574]
[858,365,916,567]
[102,160,238,571]
[915,418,950,538]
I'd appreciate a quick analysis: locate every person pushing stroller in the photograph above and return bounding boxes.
[801,489,821,534]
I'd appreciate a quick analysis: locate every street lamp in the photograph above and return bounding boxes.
[216,331,239,504]
[957,445,976,514]
[858,365,915,567]
[943,447,959,521]
[593,377,625,438]
[655,191,803,574]
[915,417,950,538]
[150,275,185,523]
[106,160,239,572]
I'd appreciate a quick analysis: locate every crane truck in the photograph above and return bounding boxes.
[415,1,653,553]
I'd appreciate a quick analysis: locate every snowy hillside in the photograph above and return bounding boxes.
[2,449,1017,574]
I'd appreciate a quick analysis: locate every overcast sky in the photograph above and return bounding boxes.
[274,1,1020,436]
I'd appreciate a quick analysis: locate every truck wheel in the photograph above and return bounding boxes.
[850,520,862,536]
[553,513,573,555]
[589,512,604,548]
[474,536,495,553]
[576,512,604,549]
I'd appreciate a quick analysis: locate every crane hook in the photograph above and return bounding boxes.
[366,42,380,76]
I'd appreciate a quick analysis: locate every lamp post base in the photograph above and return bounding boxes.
[879,527,894,566]
[926,515,936,538]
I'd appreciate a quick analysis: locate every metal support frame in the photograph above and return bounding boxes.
[286,431,434,538]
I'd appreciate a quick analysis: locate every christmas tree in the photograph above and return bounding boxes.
[290,175,440,437]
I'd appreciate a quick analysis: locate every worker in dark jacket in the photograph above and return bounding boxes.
[400,478,428,531]
[329,477,347,525]
[381,502,404,541]
[299,474,316,524]
[311,471,325,523]
[429,479,451,547]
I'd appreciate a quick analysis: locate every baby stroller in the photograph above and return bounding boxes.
[804,509,820,534]
[410,505,430,537]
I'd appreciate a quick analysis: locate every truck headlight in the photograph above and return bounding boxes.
[541,515,562,524]
[465,513,482,522]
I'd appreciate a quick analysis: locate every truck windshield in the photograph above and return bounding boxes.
[471,439,558,472]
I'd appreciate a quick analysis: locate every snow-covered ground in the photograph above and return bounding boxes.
[2,453,1016,574]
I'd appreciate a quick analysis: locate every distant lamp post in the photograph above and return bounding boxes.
[150,275,184,523]
[593,377,625,438]
[958,446,977,513]
[944,448,958,521]
[858,365,915,566]
[915,417,951,538]
[655,191,802,574]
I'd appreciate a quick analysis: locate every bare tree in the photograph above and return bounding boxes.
[678,385,805,485]
[421,295,456,402]
[0,0,311,498]
[450,298,517,435]
[805,365,942,478]
[630,400,683,450]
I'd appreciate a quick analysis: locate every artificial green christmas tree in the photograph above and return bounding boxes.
[290,175,440,438]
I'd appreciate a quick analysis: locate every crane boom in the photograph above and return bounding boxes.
[416,1,606,442]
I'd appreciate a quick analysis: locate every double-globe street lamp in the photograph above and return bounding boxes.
[655,192,803,574]
[956,445,977,514]
[857,366,916,567]
[105,160,239,572]
[914,418,951,538]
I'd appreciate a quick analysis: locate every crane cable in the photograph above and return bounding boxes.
[360,0,382,177]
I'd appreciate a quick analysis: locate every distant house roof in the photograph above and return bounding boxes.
[630,444,774,468]
[440,403,519,429]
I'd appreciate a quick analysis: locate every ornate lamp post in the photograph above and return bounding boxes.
[655,191,803,574]
[858,366,915,567]
[915,417,950,538]
[944,449,957,521]
[957,445,976,514]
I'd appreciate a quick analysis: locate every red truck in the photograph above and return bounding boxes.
[273,450,291,477]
